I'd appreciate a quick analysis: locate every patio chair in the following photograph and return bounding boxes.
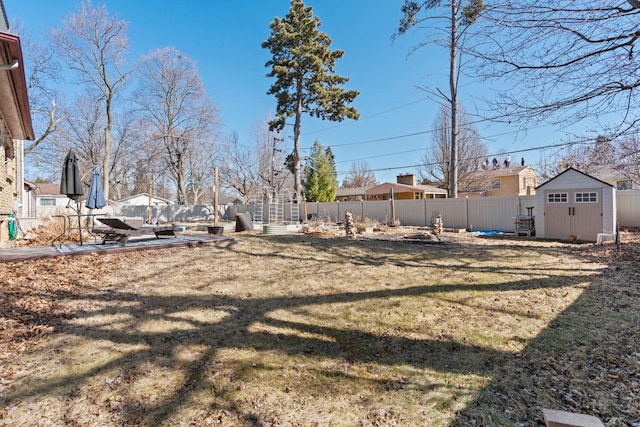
[93,217,177,246]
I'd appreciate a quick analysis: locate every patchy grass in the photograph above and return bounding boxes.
[0,232,638,426]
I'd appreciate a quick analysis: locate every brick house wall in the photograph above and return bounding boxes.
[1,130,15,209]
[1,124,16,238]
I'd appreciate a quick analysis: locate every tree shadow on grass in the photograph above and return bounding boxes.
[1,234,619,426]
[449,243,640,426]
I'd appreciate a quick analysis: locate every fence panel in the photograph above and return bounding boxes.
[395,199,426,226]
[617,190,640,227]
[467,196,520,232]
[518,195,537,216]
[425,198,467,229]
[361,200,395,224]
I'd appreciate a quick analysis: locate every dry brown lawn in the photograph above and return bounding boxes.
[0,229,638,426]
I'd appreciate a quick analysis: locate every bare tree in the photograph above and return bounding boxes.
[419,104,487,192]
[341,161,377,188]
[134,47,220,204]
[51,0,129,200]
[12,25,62,156]
[219,132,263,203]
[618,135,640,183]
[396,1,483,198]
[36,96,104,188]
[185,138,219,205]
[469,1,640,135]
[129,117,169,199]
[41,96,139,199]
[251,116,291,195]
[108,113,143,200]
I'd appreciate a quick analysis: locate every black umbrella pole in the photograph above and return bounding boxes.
[77,201,83,245]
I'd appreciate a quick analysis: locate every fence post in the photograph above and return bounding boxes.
[424,197,428,227]
[465,196,470,231]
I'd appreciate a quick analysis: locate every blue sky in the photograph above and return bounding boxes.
[6,0,584,183]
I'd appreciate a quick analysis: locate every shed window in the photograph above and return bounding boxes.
[547,193,568,203]
[575,192,597,203]
[491,179,501,189]
[39,198,56,206]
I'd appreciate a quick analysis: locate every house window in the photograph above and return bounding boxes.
[617,180,632,190]
[575,192,597,203]
[547,193,568,203]
[491,179,501,189]
[39,198,56,206]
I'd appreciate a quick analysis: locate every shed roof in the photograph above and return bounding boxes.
[535,167,614,190]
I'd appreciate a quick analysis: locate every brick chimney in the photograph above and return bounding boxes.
[396,173,416,186]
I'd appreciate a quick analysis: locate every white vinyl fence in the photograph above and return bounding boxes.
[225,195,538,231]
[616,191,640,227]
[225,191,639,232]
[22,190,639,233]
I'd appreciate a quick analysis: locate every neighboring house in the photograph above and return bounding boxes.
[33,183,73,216]
[460,166,539,197]
[586,164,640,191]
[365,174,448,200]
[22,179,36,217]
[0,7,35,235]
[114,193,175,206]
[335,187,369,202]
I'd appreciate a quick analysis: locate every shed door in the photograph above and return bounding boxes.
[544,191,571,238]
[572,189,602,240]
[544,189,602,240]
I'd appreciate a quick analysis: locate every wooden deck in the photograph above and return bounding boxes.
[0,233,234,263]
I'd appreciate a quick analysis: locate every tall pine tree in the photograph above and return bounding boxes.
[262,0,359,199]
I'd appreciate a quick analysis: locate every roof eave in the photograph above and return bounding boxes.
[0,32,34,141]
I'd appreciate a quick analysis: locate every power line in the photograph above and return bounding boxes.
[333,138,599,176]
[301,98,430,136]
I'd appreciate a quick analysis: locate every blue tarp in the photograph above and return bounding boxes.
[470,230,507,236]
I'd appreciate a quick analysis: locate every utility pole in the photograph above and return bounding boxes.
[271,137,284,199]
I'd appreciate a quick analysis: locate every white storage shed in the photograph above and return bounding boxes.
[535,168,616,242]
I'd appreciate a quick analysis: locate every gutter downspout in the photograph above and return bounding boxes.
[0,59,19,70]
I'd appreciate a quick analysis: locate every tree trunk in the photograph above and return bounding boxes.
[293,83,303,200]
[103,97,113,201]
[448,2,459,199]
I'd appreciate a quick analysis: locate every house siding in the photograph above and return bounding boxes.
[465,166,539,197]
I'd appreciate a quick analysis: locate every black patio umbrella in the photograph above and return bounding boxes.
[60,149,84,201]
[60,149,85,244]
[85,168,106,210]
